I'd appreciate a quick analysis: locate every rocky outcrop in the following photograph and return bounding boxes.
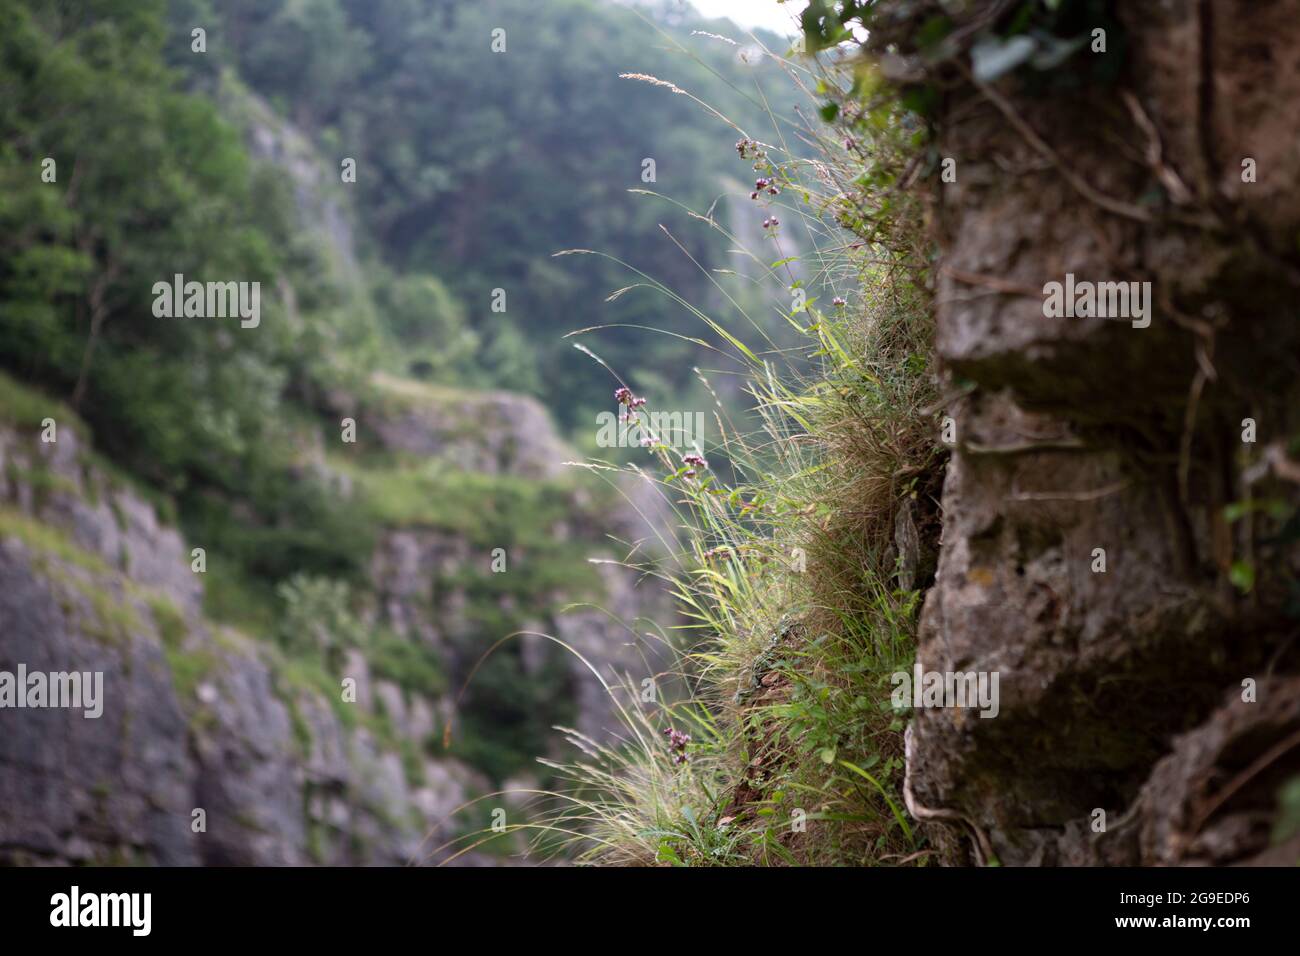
[227,72,361,287]
[0,369,666,864]
[906,0,1300,866]
[1,424,201,614]
[357,375,672,742]
[0,418,490,865]
[0,536,198,865]
[360,374,568,480]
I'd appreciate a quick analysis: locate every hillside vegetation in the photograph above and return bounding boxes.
[0,0,800,862]
[0,0,794,798]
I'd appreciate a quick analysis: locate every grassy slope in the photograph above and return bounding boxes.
[530,38,943,866]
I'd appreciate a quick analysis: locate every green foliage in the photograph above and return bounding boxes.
[276,573,367,658]
[371,270,477,383]
[1,0,282,475]
[201,559,281,637]
[1274,776,1300,846]
[0,370,81,432]
[369,632,446,699]
[0,507,111,576]
[272,650,359,731]
[193,0,805,427]
[801,0,1123,104]
[184,473,377,588]
[453,642,578,783]
[148,594,221,707]
[147,593,189,648]
[0,0,384,605]
[345,457,591,554]
[480,325,543,399]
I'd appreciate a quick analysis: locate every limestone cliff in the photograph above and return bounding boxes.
[900,0,1300,865]
[0,379,665,865]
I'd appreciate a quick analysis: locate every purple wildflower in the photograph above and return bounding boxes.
[663,727,692,763]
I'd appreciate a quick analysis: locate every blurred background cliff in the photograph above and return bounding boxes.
[0,0,804,864]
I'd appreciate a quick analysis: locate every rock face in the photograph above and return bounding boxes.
[355,376,670,742]
[908,0,1300,865]
[362,374,568,480]
[0,419,488,865]
[0,46,671,868]
[0,425,202,614]
[0,380,665,865]
[0,536,198,865]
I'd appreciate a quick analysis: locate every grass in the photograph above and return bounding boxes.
[146,593,221,711]
[512,32,940,866]
[330,453,608,620]
[0,506,152,647]
[367,371,491,415]
[369,630,447,698]
[0,369,82,433]
[0,368,180,526]
[335,453,590,542]
[272,649,361,731]
[0,506,110,572]
[5,460,81,510]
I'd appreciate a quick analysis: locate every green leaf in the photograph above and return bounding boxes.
[839,759,914,843]
[1229,560,1255,593]
[656,840,683,865]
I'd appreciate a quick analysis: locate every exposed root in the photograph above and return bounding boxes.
[903,724,995,866]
